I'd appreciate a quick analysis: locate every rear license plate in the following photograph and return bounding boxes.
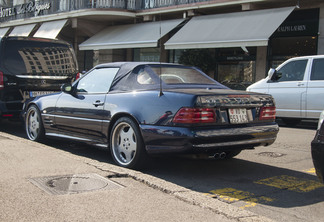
[228,108,248,124]
[30,91,56,97]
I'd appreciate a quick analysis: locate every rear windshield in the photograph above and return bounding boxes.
[109,64,227,92]
[3,39,78,76]
[150,66,216,85]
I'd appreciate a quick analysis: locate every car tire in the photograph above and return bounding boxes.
[25,105,45,141]
[110,117,147,169]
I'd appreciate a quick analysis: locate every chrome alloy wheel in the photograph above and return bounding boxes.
[111,121,137,166]
[26,105,44,141]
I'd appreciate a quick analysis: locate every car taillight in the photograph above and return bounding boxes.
[173,108,216,124]
[0,71,3,90]
[75,72,81,80]
[259,106,276,120]
[2,114,13,117]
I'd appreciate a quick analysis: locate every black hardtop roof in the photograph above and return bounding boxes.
[0,36,70,45]
[99,62,228,92]
[95,61,182,70]
[94,62,193,80]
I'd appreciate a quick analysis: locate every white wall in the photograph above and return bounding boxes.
[0,0,10,6]
[13,0,26,5]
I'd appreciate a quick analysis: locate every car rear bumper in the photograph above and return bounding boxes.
[311,139,324,183]
[140,123,279,154]
[0,100,22,119]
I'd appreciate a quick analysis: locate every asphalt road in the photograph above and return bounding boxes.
[1,119,323,222]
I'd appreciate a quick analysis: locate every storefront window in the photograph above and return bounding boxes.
[169,49,185,64]
[134,48,160,62]
[168,48,256,90]
[218,61,255,90]
[216,47,256,90]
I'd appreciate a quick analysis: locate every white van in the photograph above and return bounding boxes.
[247,55,324,125]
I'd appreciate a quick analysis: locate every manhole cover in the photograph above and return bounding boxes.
[258,152,286,158]
[29,173,123,195]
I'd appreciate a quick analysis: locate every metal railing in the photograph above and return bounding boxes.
[0,0,217,22]
[141,0,211,9]
[43,0,138,11]
[0,0,138,22]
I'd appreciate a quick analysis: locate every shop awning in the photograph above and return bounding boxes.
[34,19,67,39]
[164,7,295,49]
[79,19,184,50]
[9,24,36,37]
[0,27,10,37]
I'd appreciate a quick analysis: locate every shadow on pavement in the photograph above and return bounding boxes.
[142,156,324,208]
[276,118,318,130]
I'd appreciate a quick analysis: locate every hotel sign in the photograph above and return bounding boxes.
[0,1,51,18]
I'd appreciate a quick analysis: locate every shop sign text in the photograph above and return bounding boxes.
[0,1,51,18]
[277,25,307,33]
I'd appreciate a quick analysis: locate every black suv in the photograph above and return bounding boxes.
[0,37,78,120]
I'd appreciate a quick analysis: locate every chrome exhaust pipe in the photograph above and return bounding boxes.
[213,153,220,159]
[219,152,226,159]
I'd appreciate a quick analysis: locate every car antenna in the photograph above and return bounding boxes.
[158,14,164,97]
[296,0,300,8]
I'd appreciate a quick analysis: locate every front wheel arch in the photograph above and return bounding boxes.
[108,113,142,142]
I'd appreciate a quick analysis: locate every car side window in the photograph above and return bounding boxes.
[310,59,324,81]
[276,60,307,82]
[77,68,119,93]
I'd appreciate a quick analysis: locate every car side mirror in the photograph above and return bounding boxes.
[268,68,281,81]
[61,83,73,94]
[268,68,276,80]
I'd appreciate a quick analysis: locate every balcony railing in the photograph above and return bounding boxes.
[142,0,212,9]
[0,0,216,22]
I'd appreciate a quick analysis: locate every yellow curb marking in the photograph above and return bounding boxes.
[254,175,324,193]
[207,170,324,210]
[304,168,316,174]
[207,173,324,209]
[208,188,274,209]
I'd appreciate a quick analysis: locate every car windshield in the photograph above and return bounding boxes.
[150,66,216,85]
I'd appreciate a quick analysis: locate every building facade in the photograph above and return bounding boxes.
[0,0,323,88]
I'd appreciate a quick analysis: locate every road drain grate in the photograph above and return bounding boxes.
[258,152,286,158]
[29,173,123,195]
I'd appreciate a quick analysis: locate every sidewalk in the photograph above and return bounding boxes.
[0,131,273,222]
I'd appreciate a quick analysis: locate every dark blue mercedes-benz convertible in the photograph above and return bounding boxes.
[24,62,279,169]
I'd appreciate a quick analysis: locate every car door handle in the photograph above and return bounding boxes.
[297,82,304,86]
[93,100,104,107]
